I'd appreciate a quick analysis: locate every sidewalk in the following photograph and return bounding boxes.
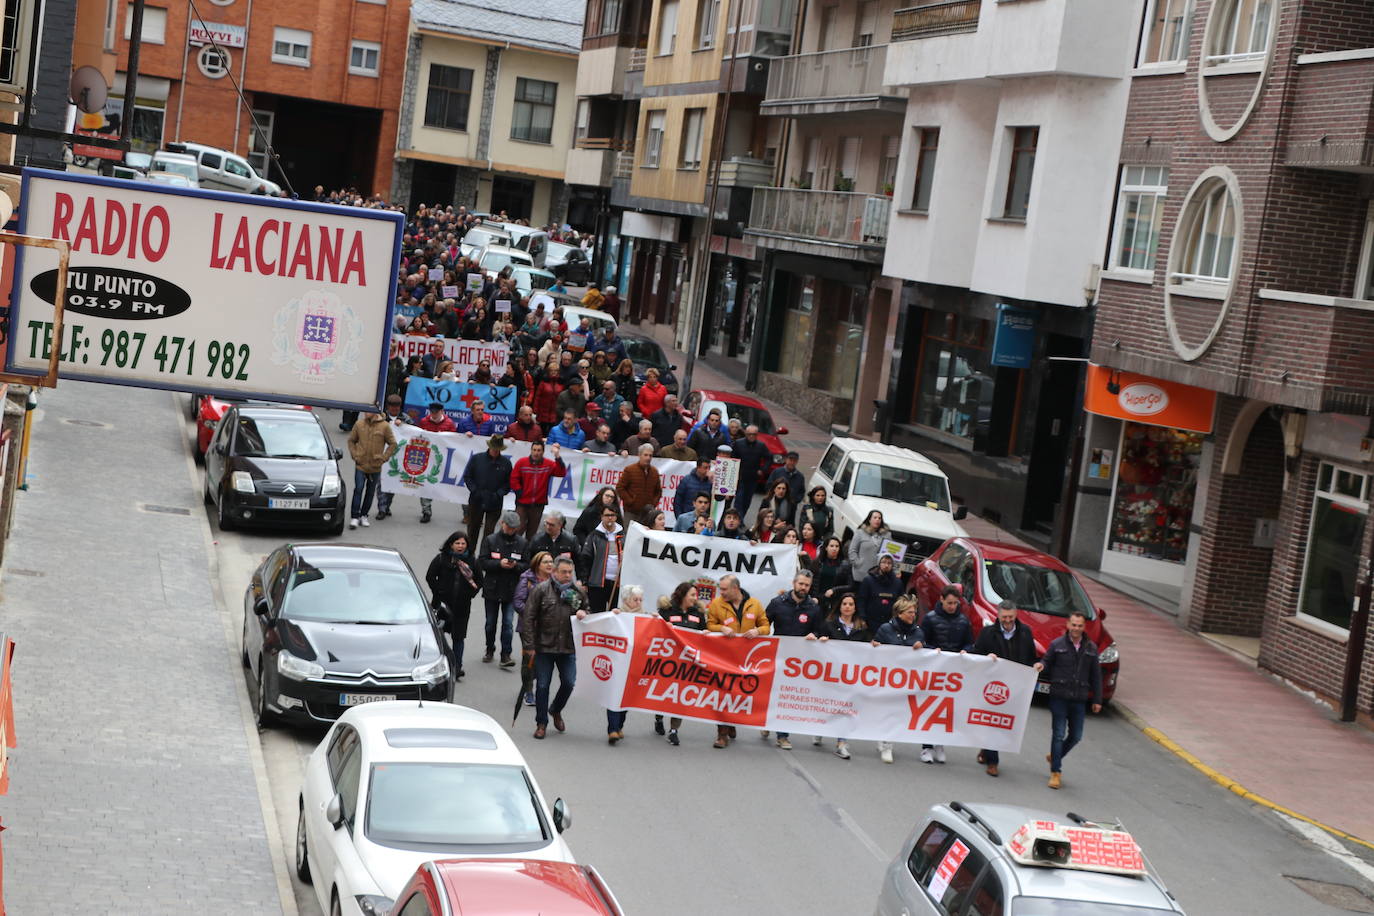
[0,381,286,912]
[639,322,1374,846]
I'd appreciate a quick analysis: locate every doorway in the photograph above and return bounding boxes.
[490,176,535,220]
[1022,339,1080,532]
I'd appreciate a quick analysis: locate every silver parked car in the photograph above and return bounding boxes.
[876,802,1186,916]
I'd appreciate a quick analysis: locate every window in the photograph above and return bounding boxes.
[197,45,230,79]
[906,822,953,884]
[396,894,433,916]
[105,96,164,153]
[937,543,969,581]
[679,107,705,169]
[818,444,844,480]
[200,150,222,169]
[657,0,679,55]
[1139,0,1192,64]
[123,4,166,43]
[879,135,899,195]
[511,77,557,144]
[248,109,274,174]
[775,275,814,381]
[104,0,118,50]
[1174,178,1236,284]
[589,0,623,35]
[225,156,251,179]
[349,39,380,76]
[1207,0,1273,65]
[575,98,590,143]
[271,27,311,66]
[696,0,719,48]
[643,109,666,167]
[1003,126,1038,219]
[836,136,859,191]
[1356,203,1374,301]
[800,136,819,189]
[1110,166,1168,272]
[424,64,473,131]
[334,744,361,832]
[1299,463,1369,631]
[326,725,359,782]
[854,0,878,46]
[928,841,987,914]
[910,127,939,211]
[914,311,994,444]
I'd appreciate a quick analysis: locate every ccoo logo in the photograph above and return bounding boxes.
[1118,382,1169,416]
[983,681,1011,705]
[592,655,614,681]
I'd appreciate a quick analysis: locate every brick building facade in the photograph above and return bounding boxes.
[1068,0,1374,720]
[109,0,408,195]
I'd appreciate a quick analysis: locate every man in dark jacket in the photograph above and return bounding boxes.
[857,554,902,635]
[686,408,729,458]
[971,601,1042,777]
[765,571,821,750]
[480,511,528,667]
[765,452,805,509]
[917,584,975,765]
[650,395,683,446]
[522,556,588,739]
[529,509,577,562]
[730,425,773,518]
[461,434,513,546]
[673,458,715,517]
[1041,612,1103,789]
[577,508,623,613]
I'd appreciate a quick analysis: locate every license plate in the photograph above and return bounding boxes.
[900,562,917,575]
[269,498,309,509]
[1035,682,1050,695]
[340,693,394,706]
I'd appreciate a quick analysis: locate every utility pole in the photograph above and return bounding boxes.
[121,0,147,148]
[679,0,745,397]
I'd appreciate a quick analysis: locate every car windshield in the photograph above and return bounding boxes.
[233,416,330,459]
[516,269,555,291]
[153,159,197,181]
[624,338,667,369]
[716,403,775,435]
[366,763,547,847]
[465,228,507,249]
[982,560,1096,619]
[1012,900,1170,915]
[283,564,430,623]
[851,463,949,510]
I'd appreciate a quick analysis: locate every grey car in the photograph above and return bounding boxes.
[876,802,1186,916]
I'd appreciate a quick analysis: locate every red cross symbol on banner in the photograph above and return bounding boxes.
[458,388,482,410]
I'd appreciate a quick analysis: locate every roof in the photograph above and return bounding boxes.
[965,537,1072,571]
[292,543,409,572]
[434,860,619,915]
[824,436,945,475]
[698,389,768,409]
[343,701,523,763]
[412,0,583,55]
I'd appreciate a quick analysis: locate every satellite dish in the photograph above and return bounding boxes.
[69,67,109,115]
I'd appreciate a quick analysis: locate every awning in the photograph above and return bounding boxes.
[1084,364,1216,434]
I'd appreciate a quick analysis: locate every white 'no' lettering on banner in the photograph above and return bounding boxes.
[619,522,797,616]
[574,613,1037,750]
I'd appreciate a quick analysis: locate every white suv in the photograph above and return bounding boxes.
[164,141,271,194]
[809,436,967,574]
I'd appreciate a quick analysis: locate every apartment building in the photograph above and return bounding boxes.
[879,0,1138,534]
[1065,0,1374,717]
[104,0,410,194]
[392,0,583,223]
[742,0,905,434]
[565,0,791,346]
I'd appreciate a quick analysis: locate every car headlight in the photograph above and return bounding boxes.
[412,656,450,685]
[232,470,255,494]
[277,650,324,681]
[320,473,341,498]
[355,896,394,916]
[1099,643,1119,664]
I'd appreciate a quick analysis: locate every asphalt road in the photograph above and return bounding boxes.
[190,399,1374,916]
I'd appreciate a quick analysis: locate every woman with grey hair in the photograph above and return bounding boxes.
[605,585,649,744]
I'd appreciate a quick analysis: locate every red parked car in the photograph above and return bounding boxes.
[908,537,1120,703]
[194,394,310,458]
[388,859,623,916]
[681,389,790,488]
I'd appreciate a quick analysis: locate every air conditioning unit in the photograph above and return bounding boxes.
[0,0,38,99]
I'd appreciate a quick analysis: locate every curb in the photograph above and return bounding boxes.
[1114,701,1374,853]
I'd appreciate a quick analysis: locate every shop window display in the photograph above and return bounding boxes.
[1108,422,1203,562]
[914,313,992,444]
[1298,463,1369,630]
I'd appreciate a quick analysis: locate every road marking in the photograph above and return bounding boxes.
[780,752,889,864]
[175,391,299,916]
[1115,700,1374,852]
[1275,812,1374,888]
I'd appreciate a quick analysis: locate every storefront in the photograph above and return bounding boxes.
[1082,365,1217,587]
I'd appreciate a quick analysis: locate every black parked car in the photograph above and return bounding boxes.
[621,332,679,394]
[204,406,347,534]
[242,543,452,726]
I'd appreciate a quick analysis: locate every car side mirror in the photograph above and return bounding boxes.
[1097,608,1107,621]
[954,506,968,521]
[326,794,344,829]
[333,448,344,460]
[552,797,571,833]
[776,427,789,436]
[669,364,678,371]
[253,596,270,617]
[214,444,226,456]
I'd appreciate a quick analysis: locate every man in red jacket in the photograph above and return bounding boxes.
[417,401,456,524]
[509,440,567,540]
[505,404,542,442]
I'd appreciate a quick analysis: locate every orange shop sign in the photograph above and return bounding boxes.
[1084,365,1216,434]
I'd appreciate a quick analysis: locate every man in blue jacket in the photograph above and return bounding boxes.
[461,434,513,546]
[1041,612,1102,789]
[917,585,974,765]
[673,458,715,518]
[547,409,587,449]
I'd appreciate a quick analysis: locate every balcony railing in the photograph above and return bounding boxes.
[575,137,632,151]
[764,43,901,104]
[748,187,890,247]
[710,157,773,188]
[892,0,981,40]
[613,150,635,180]
[628,47,646,71]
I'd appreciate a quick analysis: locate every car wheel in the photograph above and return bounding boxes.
[203,474,214,506]
[217,488,236,531]
[295,798,312,883]
[240,615,251,669]
[255,662,276,727]
[328,510,346,537]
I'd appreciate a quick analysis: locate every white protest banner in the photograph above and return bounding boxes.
[441,284,459,299]
[381,426,695,518]
[9,169,403,410]
[391,335,510,378]
[572,613,1037,750]
[466,272,484,292]
[494,299,512,314]
[619,522,796,615]
[427,267,443,282]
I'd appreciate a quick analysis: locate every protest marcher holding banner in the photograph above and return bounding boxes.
[805,592,869,758]
[523,557,588,739]
[654,582,711,746]
[578,506,624,614]
[416,403,457,524]
[970,601,1041,777]
[510,441,567,541]
[460,434,512,546]
[765,571,821,750]
[706,575,771,749]
[603,585,650,744]
[872,595,924,764]
[916,585,975,766]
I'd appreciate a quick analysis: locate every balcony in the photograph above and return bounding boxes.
[745,187,891,262]
[711,157,773,189]
[761,44,908,118]
[1248,290,1374,411]
[565,138,630,188]
[892,0,981,41]
[1283,52,1374,174]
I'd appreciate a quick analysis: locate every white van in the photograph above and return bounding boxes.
[149,150,201,187]
[808,437,968,574]
[165,141,268,194]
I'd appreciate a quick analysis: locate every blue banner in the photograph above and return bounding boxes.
[404,379,517,432]
[991,304,1036,370]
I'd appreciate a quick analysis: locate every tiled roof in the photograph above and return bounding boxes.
[412,0,584,55]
